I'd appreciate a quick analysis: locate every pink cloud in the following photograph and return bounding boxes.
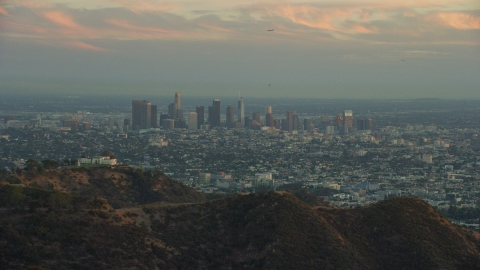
[69,41,109,52]
[43,11,82,29]
[197,23,231,33]
[0,6,9,16]
[437,12,480,30]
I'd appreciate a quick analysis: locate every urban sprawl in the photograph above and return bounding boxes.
[1,94,480,228]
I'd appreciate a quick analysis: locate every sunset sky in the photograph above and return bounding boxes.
[0,0,479,98]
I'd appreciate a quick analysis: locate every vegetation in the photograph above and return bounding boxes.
[1,167,479,269]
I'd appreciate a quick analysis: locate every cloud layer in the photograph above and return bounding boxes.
[1,0,479,51]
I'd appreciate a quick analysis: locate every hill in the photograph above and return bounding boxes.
[1,189,479,269]
[0,167,205,209]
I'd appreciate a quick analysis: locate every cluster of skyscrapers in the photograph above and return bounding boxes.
[131,93,371,133]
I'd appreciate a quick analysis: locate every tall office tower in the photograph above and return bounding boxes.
[284,110,293,132]
[293,114,300,130]
[343,110,353,133]
[226,105,235,128]
[196,106,204,129]
[304,118,312,131]
[188,112,198,130]
[238,97,245,127]
[265,106,272,114]
[266,113,274,127]
[140,100,152,129]
[209,99,221,128]
[132,100,142,130]
[365,118,373,130]
[168,92,183,120]
[132,100,151,130]
[252,112,261,123]
[174,92,181,110]
[151,105,158,128]
[168,103,176,119]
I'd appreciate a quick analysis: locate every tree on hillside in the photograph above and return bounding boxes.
[42,160,59,170]
[25,159,39,172]
[7,185,26,210]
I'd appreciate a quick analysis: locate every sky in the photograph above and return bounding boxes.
[0,0,479,99]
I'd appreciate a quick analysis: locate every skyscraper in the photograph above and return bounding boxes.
[196,106,204,129]
[226,105,235,129]
[209,99,221,128]
[265,106,272,114]
[343,110,353,133]
[168,92,183,120]
[238,97,244,127]
[266,113,274,127]
[132,100,152,130]
[174,92,183,120]
[284,110,293,132]
[140,100,151,129]
[293,114,299,130]
[265,106,273,127]
[188,112,198,130]
[132,100,142,130]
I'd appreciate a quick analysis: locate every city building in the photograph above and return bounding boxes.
[343,110,353,133]
[226,105,235,129]
[238,97,245,127]
[209,99,221,128]
[188,112,198,130]
[196,106,204,129]
[132,100,152,130]
[168,92,183,120]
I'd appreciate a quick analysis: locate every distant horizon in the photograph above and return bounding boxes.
[1,77,479,100]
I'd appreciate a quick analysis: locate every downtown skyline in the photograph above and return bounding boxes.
[0,0,479,99]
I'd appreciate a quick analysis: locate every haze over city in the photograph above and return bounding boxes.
[0,0,479,98]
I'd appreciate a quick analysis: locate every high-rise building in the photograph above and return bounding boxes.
[365,118,373,130]
[168,92,183,120]
[188,112,198,130]
[140,100,151,129]
[343,110,353,131]
[209,99,221,128]
[196,106,204,129]
[293,114,300,130]
[151,105,158,128]
[132,100,152,130]
[266,113,274,127]
[168,103,176,119]
[238,97,244,127]
[284,111,293,132]
[174,92,183,120]
[132,100,142,130]
[226,105,235,128]
[265,106,272,114]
